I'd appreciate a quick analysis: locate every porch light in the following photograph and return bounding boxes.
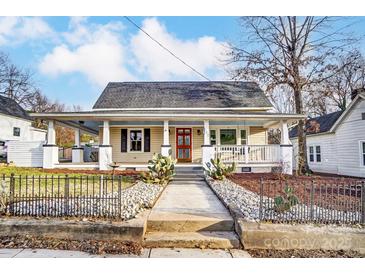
[197,129,202,135]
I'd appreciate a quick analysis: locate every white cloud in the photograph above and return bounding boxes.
[0,17,53,45]
[39,18,133,87]
[130,17,228,80]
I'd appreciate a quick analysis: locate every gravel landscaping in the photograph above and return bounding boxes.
[10,181,164,220]
[206,176,361,223]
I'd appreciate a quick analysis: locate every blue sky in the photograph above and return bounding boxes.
[1,16,365,109]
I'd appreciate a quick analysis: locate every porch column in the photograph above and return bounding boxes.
[72,128,84,163]
[99,121,112,170]
[43,120,59,169]
[280,120,293,175]
[161,120,171,156]
[203,120,210,145]
[202,120,214,170]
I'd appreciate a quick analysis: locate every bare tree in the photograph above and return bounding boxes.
[227,16,356,174]
[315,50,365,112]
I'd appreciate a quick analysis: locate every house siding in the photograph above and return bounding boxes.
[335,99,365,177]
[100,125,268,164]
[100,127,163,163]
[291,134,338,174]
[249,126,267,145]
[290,97,365,178]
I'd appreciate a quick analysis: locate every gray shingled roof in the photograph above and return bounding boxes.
[289,111,344,138]
[0,95,32,121]
[93,81,273,109]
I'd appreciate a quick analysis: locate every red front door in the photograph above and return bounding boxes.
[176,128,192,162]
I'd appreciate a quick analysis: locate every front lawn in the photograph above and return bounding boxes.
[0,166,141,177]
[0,166,141,197]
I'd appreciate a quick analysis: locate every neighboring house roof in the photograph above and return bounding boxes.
[92,81,273,109]
[0,95,32,121]
[289,111,344,138]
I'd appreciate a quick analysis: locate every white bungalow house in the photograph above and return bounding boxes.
[290,91,365,178]
[30,81,304,174]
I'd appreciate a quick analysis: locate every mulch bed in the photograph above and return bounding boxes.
[228,173,362,212]
[0,234,142,255]
[247,249,364,258]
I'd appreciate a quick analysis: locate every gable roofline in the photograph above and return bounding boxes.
[330,93,365,132]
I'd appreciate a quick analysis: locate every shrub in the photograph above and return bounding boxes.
[204,158,236,180]
[141,153,176,184]
[274,185,299,213]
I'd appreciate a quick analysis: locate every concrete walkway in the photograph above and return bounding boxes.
[145,175,240,249]
[148,179,235,231]
[0,248,251,258]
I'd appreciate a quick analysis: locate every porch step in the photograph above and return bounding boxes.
[144,231,240,249]
[173,176,205,181]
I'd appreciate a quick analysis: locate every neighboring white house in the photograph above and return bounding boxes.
[0,95,47,166]
[290,92,365,178]
[0,95,46,142]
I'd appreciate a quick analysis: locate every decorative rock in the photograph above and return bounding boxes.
[10,181,164,221]
[206,177,360,223]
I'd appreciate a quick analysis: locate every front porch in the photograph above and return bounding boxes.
[39,116,294,174]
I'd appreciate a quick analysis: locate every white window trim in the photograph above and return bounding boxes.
[359,141,365,168]
[308,145,322,164]
[127,128,144,153]
[210,126,250,145]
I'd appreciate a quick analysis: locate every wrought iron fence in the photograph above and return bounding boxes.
[0,174,134,218]
[258,178,365,224]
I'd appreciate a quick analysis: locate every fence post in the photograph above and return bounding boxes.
[118,176,122,218]
[310,180,314,221]
[9,173,15,214]
[64,175,69,216]
[259,177,263,221]
[361,181,365,224]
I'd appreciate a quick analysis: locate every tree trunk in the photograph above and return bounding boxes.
[293,86,308,174]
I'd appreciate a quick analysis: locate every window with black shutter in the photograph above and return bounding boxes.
[121,129,127,152]
[144,128,151,152]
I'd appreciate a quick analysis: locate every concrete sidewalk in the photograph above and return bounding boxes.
[0,248,251,258]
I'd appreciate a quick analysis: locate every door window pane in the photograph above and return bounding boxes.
[178,135,183,145]
[178,129,184,134]
[220,129,236,145]
[178,149,183,158]
[184,135,190,145]
[184,149,190,159]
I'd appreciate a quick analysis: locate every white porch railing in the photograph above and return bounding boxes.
[214,145,281,164]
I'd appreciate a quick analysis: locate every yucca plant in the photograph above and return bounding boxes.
[140,153,177,184]
[204,158,236,180]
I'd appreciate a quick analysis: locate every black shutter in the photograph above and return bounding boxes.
[144,128,151,152]
[121,129,127,152]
